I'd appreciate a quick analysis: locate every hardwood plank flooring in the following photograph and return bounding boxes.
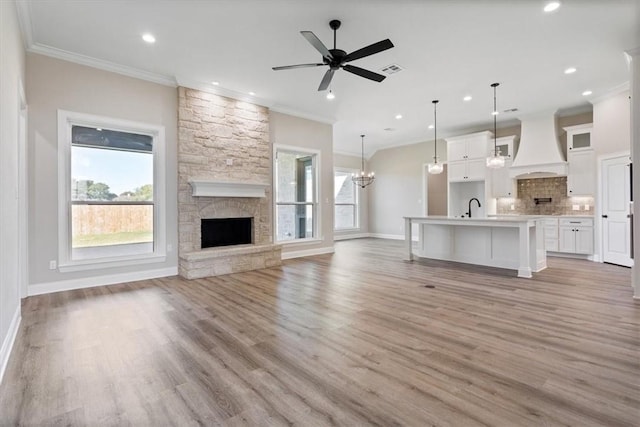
[1,238,638,426]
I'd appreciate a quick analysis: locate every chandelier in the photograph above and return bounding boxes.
[352,134,375,188]
[427,99,443,174]
[486,82,505,169]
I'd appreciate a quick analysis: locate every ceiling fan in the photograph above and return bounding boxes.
[272,19,394,91]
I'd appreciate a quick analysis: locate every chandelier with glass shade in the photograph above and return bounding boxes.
[486,82,505,169]
[427,100,443,174]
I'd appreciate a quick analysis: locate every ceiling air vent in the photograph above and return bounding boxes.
[380,64,404,75]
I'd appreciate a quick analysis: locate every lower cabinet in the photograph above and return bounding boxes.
[543,218,559,252]
[558,218,594,254]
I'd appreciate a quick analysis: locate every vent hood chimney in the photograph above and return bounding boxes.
[510,112,568,178]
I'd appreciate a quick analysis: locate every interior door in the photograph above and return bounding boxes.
[602,155,633,267]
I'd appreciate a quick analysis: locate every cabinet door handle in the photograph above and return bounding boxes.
[569,190,573,193]
[602,215,608,218]
[569,221,580,223]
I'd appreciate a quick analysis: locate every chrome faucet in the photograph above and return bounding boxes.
[467,198,481,218]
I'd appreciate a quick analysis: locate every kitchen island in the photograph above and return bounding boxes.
[404,216,546,278]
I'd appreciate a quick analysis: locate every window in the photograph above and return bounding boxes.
[58,111,166,271]
[334,168,359,230]
[275,146,319,242]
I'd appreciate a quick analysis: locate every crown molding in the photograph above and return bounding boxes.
[589,81,630,105]
[175,76,273,108]
[268,104,336,125]
[15,0,34,49]
[28,43,177,87]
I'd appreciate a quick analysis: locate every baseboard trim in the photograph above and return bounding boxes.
[281,246,335,260]
[0,304,21,385]
[28,266,178,296]
[369,233,418,242]
[334,233,371,241]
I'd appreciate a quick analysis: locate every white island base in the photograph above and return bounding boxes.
[404,216,547,278]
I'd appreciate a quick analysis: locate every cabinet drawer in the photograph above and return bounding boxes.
[560,218,593,227]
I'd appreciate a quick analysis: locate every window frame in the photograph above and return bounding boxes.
[273,144,321,244]
[57,110,166,272]
[334,167,360,231]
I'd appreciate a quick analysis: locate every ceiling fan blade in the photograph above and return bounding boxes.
[301,31,333,59]
[342,65,386,82]
[272,63,325,71]
[344,39,394,63]
[318,69,335,91]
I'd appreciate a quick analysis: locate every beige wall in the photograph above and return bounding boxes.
[368,139,445,237]
[0,0,26,373]
[333,153,369,236]
[269,111,334,255]
[592,92,631,156]
[26,53,178,285]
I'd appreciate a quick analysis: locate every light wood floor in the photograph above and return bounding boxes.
[1,238,638,426]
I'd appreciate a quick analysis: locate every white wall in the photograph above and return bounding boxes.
[0,0,26,381]
[333,153,369,238]
[269,111,334,257]
[26,53,178,293]
[593,91,631,156]
[368,139,445,238]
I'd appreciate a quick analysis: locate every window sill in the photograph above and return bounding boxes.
[58,253,167,273]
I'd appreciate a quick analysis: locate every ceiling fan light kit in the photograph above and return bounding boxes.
[273,19,394,91]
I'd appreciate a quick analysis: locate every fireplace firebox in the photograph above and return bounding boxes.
[201,217,253,248]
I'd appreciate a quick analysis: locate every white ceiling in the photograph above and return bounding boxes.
[18,0,639,156]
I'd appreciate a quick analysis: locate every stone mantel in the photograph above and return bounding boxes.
[189,180,269,198]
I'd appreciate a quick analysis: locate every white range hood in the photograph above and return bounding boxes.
[510,112,568,178]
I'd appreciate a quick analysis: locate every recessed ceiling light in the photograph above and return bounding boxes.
[543,1,561,12]
[395,114,403,120]
[428,124,434,129]
[142,33,156,44]
[564,67,577,74]
[249,91,256,96]
[463,95,472,102]
[326,90,335,100]
[211,81,219,86]
[582,90,592,96]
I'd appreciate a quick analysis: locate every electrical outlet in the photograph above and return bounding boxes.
[226,159,233,166]
[584,204,590,210]
[510,204,515,210]
[49,260,57,270]
[572,204,580,211]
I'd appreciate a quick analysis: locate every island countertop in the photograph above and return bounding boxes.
[404,216,546,278]
[403,216,542,227]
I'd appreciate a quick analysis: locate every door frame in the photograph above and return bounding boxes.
[18,79,28,298]
[597,150,632,266]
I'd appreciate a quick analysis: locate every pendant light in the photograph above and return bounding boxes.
[351,134,375,188]
[427,100,443,174]
[486,82,505,169]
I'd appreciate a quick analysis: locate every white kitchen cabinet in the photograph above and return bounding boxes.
[565,124,595,196]
[447,131,492,182]
[558,217,594,254]
[567,149,596,196]
[446,131,492,162]
[565,123,593,152]
[543,217,559,252]
[490,136,517,197]
[449,158,486,182]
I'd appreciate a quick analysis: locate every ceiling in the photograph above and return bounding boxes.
[17,0,639,156]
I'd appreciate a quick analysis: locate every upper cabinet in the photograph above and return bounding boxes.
[565,123,593,152]
[490,136,518,198]
[564,124,595,196]
[446,131,492,182]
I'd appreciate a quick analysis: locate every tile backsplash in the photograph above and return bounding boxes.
[496,177,594,216]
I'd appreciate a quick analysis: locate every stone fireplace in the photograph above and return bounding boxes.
[177,87,281,279]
